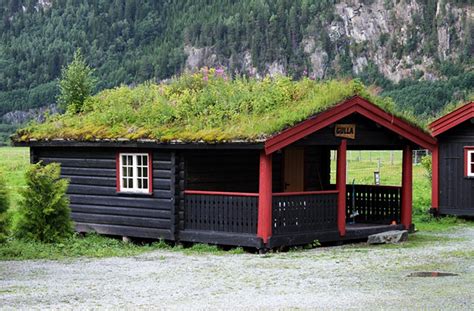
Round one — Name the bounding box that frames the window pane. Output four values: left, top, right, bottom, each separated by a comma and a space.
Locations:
143, 155, 148, 166
143, 179, 148, 189
137, 156, 142, 166
143, 167, 147, 177
128, 178, 133, 188
128, 167, 133, 177
122, 155, 127, 165
128, 156, 133, 165
138, 179, 142, 189
471, 153, 474, 163
122, 166, 127, 177
471, 164, 474, 174
122, 178, 127, 188
138, 167, 142, 178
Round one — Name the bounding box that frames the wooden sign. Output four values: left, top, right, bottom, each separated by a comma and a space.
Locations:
335, 124, 356, 139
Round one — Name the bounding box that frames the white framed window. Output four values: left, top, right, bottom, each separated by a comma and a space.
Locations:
466, 148, 474, 177
118, 153, 152, 193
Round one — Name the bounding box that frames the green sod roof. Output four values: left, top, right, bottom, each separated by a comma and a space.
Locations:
14, 73, 423, 143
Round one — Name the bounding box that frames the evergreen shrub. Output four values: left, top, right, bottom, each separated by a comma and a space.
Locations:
14, 162, 73, 243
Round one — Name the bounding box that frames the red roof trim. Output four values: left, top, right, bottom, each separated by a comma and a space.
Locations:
429, 102, 474, 137
264, 96, 436, 154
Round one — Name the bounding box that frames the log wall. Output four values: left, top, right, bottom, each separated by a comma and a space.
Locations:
31, 147, 176, 240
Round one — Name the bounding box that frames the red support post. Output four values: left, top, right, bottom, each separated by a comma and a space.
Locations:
337, 139, 347, 236
257, 151, 272, 244
431, 146, 439, 210
401, 145, 413, 230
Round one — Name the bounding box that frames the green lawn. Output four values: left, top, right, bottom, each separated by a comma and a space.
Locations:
0, 147, 29, 210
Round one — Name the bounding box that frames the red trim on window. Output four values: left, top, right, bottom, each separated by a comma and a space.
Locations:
115, 151, 153, 193
264, 96, 437, 154
464, 146, 474, 177
184, 190, 259, 197
148, 152, 153, 193
430, 102, 474, 137
116, 152, 121, 192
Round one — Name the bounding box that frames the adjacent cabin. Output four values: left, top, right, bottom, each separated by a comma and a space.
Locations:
429, 102, 474, 217
15, 96, 436, 250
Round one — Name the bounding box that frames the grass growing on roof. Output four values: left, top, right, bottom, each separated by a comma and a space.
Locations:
14, 72, 424, 142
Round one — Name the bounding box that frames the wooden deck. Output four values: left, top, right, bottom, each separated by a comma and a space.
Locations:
267, 223, 405, 248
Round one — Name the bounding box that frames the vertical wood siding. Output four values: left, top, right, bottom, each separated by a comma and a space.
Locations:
32, 147, 176, 239
438, 121, 474, 215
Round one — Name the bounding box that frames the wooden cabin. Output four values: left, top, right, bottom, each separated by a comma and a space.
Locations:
18, 96, 436, 250
430, 102, 474, 216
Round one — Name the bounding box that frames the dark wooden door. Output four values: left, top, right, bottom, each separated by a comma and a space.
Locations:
284, 147, 305, 192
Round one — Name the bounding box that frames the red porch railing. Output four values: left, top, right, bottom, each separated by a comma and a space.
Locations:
184, 190, 258, 234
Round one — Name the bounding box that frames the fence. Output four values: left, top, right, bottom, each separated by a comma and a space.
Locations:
330, 150, 430, 186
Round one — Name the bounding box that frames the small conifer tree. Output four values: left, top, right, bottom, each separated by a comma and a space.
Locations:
15, 162, 73, 243
58, 49, 96, 113
0, 172, 9, 243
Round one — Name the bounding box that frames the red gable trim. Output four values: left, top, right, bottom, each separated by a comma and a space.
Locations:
264, 96, 436, 154
429, 102, 474, 137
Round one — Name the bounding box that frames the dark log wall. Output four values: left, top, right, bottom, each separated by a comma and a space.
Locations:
183, 148, 331, 194
438, 121, 474, 216
184, 150, 260, 192
31, 147, 176, 239
304, 146, 331, 191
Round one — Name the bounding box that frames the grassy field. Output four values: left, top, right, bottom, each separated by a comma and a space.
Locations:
0, 147, 29, 210
0, 147, 470, 260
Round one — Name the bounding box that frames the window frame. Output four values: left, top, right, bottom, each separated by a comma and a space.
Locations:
116, 152, 153, 194
464, 146, 474, 178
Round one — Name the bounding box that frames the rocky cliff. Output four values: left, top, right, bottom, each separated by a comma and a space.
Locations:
184, 0, 472, 82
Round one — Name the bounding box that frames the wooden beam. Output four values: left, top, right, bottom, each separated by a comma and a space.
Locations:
257, 151, 273, 243
401, 145, 413, 230
337, 139, 347, 236
264, 96, 437, 154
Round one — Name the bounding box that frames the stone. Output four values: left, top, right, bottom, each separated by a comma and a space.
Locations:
367, 230, 408, 244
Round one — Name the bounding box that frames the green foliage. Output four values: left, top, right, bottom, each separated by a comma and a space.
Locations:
0, 171, 9, 243
0, 233, 169, 260
381, 71, 473, 118
413, 215, 473, 232
58, 50, 96, 113
0, 123, 19, 146
0, 0, 471, 124
421, 155, 432, 180
14, 74, 425, 142
14, 162, 73, 243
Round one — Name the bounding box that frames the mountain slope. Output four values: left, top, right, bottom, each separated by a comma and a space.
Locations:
0, 0, 473, 144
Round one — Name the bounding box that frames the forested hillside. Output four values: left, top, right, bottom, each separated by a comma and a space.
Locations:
0, 0, 473, 144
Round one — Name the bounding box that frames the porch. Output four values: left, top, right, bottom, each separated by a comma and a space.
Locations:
176, 97, 436, 249
180, 182, 405, 248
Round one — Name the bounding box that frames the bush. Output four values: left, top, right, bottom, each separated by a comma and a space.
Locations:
14, 162, 73, 243
421, 155, 432, 180
0, 172, 9, 243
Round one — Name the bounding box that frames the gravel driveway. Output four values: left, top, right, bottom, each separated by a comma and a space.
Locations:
1, 227, 473, 310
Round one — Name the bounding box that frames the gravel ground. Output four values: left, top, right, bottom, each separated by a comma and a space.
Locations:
1, 227, 473, 310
